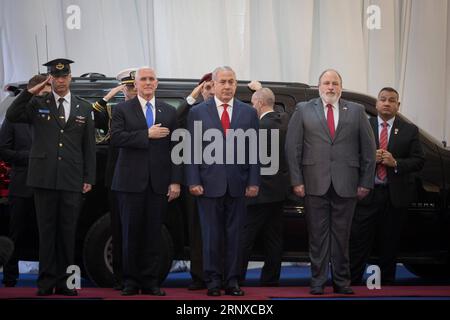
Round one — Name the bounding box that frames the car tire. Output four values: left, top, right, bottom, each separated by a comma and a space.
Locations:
404, 263, 450, 280
83, 213, 174, 287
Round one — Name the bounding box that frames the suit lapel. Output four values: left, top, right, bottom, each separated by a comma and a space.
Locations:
388, 117, 401, 151
334, 100, 349, 140
44, 94, 63, 128
230, 100, 242, 131
313, 99, 332, 141
206, 99, 224, 134
131, 97, 147, 127
370, 117, 380, 148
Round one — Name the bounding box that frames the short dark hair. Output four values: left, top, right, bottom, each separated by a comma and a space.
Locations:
378, 87, 399, 100
27, 74, 49, 89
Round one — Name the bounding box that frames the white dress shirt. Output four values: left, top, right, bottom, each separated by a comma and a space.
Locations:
138, 95, 156, 125
214, 97, 234, 121
53, 91, 71, 121
377, 116, 395, 142
322, 100, 339, 130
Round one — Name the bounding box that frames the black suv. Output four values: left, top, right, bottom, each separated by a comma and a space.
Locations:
1, 76, 449, 287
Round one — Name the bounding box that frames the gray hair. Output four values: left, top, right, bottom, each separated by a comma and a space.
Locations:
212, 66, 236, 81
135, 66, 156, 80
318, 69, 343, 86
252, 88, 275, 107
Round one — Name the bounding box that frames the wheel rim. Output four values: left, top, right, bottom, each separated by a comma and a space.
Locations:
103, 236, 114, 274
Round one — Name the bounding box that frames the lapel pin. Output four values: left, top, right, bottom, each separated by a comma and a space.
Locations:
394, 128, 399, 135
343, 107, 348, 111
46, 100, 50, 104
158, 109, 161, 113
76, 104, 79, 109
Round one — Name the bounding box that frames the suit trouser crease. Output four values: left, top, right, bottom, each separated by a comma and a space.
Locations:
197, 194, 245, 289
305, 186, 356, 288
34, 188, 81, 290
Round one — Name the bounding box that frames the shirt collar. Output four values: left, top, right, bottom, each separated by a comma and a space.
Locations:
138, 95, 156, 109
322, 100, 339, 110
215, 96, 234, 108
377, 115, 395, 128
260, 110, 274, 120
53, 91, 71, 103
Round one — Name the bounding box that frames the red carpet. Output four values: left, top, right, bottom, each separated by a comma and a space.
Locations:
1, 286, 450, 300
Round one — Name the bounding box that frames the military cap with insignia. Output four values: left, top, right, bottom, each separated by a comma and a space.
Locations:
116, 68, 137, 85
43, 58, 74, 76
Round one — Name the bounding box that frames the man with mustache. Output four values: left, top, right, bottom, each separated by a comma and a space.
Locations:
286, 69, 376, 295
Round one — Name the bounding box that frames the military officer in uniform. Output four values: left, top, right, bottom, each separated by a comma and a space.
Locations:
6, 58, 96, 296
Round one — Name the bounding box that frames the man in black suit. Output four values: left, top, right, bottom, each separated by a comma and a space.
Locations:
91, 68, 137, 290
349, 87, 425, 285
111, 67, 182, 296
6, 59, 96, 296
241, 88, 289, 286
0, 75, 51, 287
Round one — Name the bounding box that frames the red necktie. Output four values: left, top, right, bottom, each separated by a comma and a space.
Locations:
326, 104, 335, 139
221, 104, 230, 133
377, 121, 388, 181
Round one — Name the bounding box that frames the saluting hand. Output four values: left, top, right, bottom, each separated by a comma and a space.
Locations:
103, 84, 126, 102
148, 123, 170, 139
28, 76, 51, 95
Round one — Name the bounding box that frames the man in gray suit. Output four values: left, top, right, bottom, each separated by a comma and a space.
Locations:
286, 69, 376, 295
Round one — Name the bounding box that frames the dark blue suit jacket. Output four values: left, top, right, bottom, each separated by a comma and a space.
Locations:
186, 98, 260, 198
110, 96, 182, 194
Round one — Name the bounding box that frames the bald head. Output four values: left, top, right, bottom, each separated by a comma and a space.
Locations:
251, 88, 276, 117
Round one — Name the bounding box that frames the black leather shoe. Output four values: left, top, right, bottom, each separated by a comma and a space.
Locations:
36, 288, 54, 296
224, 286, 244, 296
333, 286, 354, 294
207, 288, 221, 297
54, 288, 78, 296
3, 281, 17, 288
121, 287, 139, 296
309, 287, 324, 295
188, 281, 207, 291
141, 287, 166, 296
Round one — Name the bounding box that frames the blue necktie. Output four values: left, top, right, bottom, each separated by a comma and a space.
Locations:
146, 101, 154, 128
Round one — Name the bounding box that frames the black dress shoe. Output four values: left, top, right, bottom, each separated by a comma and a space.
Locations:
224, 286, 244, 296
188, 281, 207, 291
333, 286, 354, 294
54, 288, 78, 296
36, 288, 54, 296
121, 287, 139, 296
309, 287, 324, 295
141, 287, 166, 296
207, 288, 221, 297
3, 281, 17, 288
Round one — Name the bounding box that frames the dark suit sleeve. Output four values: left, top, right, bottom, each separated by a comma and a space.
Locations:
168, 105, 183, 184
186, 107, 201, 187
176, 99, 193, 128
82, 104, 96, 185
5, 90, 35, 124
92, 99, 110, 131
110, 104, 149, 149
247, 108, 260, 187
0, 120, 29, 166
285, 104, 305, 186
395, 125, 425, 174
358, 106, 376, 189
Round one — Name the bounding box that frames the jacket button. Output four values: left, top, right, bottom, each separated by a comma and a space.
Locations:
60, 130, 64, 133
59, 143, 63, 147
58, 157, 62, 160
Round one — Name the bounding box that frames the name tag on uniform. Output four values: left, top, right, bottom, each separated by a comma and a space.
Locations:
38, 109, 50, 114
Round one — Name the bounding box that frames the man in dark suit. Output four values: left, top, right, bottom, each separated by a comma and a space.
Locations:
91, 68, 137, 290
186, 66, 260, 296
286, 69, 376, 295
175, 72, 214, 291
6, 59, 96, 296
241, 88, 288, 286
111, 67, 182, 296
350, 87, 425, 285
0, 74, 51, 287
